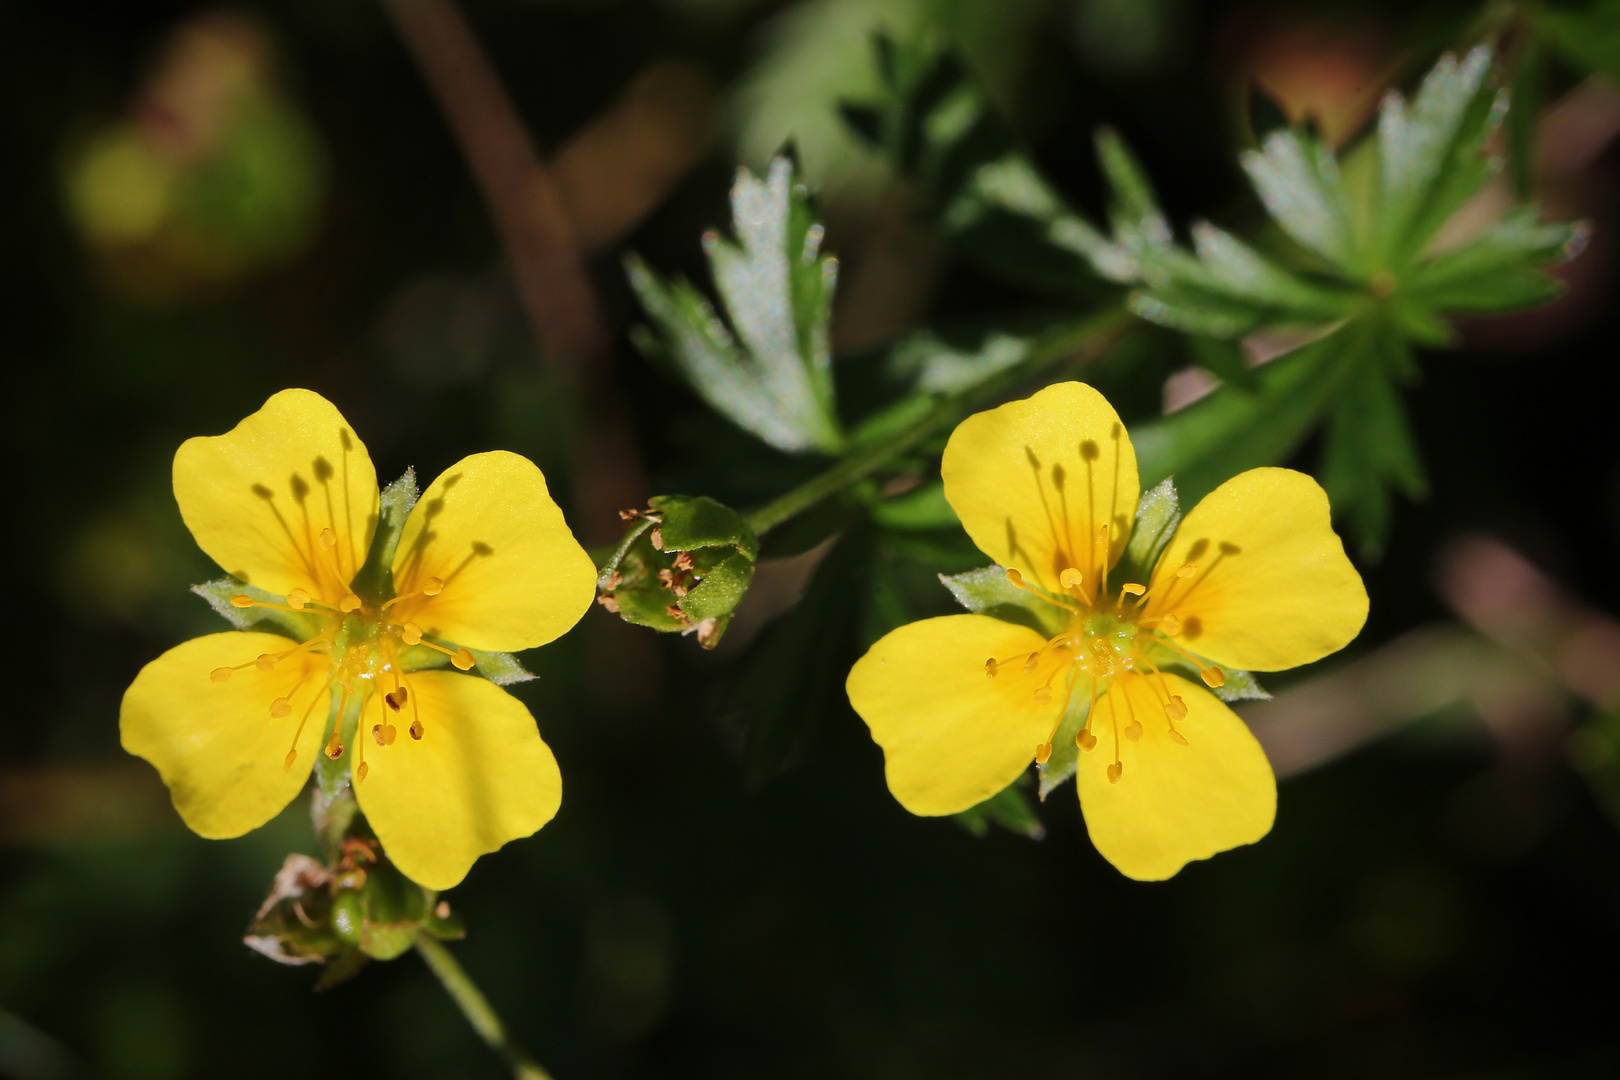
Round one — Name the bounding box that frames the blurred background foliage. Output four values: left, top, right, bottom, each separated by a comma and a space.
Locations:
4, 0, 1620, 1077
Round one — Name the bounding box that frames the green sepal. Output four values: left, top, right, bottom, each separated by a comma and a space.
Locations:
192, 577, 321, 639
649, 494, 759, 562
1113, 477, 1180, 588
351, 468, 419, 604
1150, 652, 1270, 703
938, 565, 1066, 636
1036, 680, 1092, 800
953, 779, 1045, 840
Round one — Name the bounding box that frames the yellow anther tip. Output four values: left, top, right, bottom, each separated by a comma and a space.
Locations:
400, 622, 423, 645
1165, 695, 1188, 721
409, 720, 424, 741
1077, 730, 1097, 751
1059, 567, 1084, 589
423, 577, 444, 596
1125, 721, 1143, 742
1032, 688, 1052, 705
984, 658, 998, 678
270, 697, 291, 719
1005, 568, 1024, 586
230, 595, 255, 608
286, 589, 309, 610
1121, 583, 1145, 596
451, 648, 475, 671
355, 761, 369, 784
1035, 743, 1052, 765
340, 593, 363, 613
283, 749, 297, 772
209, 667, 233, 683
1176, 564, 1198, 579
1161, 614, 1182, 636
1168, 730, 1188, 746
1201, 667, 1226, 689
256, 654, 276, 671
318, 528, 338, 550
1107, 762, 1123, 784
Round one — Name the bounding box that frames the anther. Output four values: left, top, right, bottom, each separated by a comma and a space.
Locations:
1006, 568, 1025, 587
1165, 695, 1188, 721
1107, 762, 1123, 783
230, 594, 255, 608
355, 761, 369, 784
409, 720, 424, 740
1060, 567, 1084, 589
325, 733, 343, 759
1159, 613, 1182, 635
384, 724, 397, 745
400, 622, 423, 646
1032, 687, 1052, 705
319, 527, 338, 551
210, 667, 233, 682
1201, 667, 1226, 689
1077, 729, 1097, 751
452, 648, 476, 671
384, 687, 408, 711
1168, 730, 1188, 746
984, 658, 998, 678
286, 588, 310, 610
1125, 721, 1143, 742
284, 749, 297, 771
1120, 583, 1145, 597
423, 577, 444, 596
372, 723, 387, 746
270, 697, 291, 719
1035, 743, 1052, 764
340, 593, 363, 613
1023, 652, 1039, 674
256, 654, 276, 671
1176, 564, 1198, 579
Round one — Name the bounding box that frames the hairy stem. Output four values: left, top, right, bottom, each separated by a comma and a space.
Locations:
416, 937, 554, 1080
743, 307, 1136, 536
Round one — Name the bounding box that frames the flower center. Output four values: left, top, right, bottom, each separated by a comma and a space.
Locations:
207, 531, 480, 783
983, 564, 1227, 783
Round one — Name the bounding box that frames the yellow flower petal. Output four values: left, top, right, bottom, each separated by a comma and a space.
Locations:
1078, 672, 1275, 880
173, 389, 379, 600
846, 614, 1068, 816
941, 382, 1139, 594
120, 632, 329, 838
1143, 467, 1368, 671
391, 452, 596, 652
355, 671, 561, 890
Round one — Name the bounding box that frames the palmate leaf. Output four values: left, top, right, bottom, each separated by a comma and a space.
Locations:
627, 157, 844, 455
1127, 45, 1584, 554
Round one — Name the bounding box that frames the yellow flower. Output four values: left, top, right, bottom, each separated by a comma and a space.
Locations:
846, 382, 1368, 879
120, 389, 597, 889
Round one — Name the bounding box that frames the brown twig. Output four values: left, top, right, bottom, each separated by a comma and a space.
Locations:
381, 0, 607, 381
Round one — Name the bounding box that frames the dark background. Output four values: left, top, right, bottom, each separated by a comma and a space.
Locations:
3, 1, 1619, 1077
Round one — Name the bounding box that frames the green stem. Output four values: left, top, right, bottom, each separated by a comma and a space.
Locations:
743, 306, 1136, 536
416, 937, 554, 1080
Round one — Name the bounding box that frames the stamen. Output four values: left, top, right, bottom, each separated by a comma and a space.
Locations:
1023, 652, 1040, 674
1077, 729, 1097, 751
384, 686, 409, 711
1035, 742, 1052, 764
325, 731, 343, 759
210, 667, 233, 682
372, 723, 387, 746
1125, 721, 1142, 742
319, 527, 338, 551
284, 749, 298, 770
452, 648, 475, 672
230, 594, 255, 608
355, 761, 369, 783
286, 588, 310, 610
400, 622, 423, 646
1107, 762, 1123, 783
270, 697, 291, 719
1177, 564, 1198, 579
409, 720, 424, 740
1060, 567, 1084, 590
1157, 613, 1182, 636
1120, 583, 1145, 597
256, 654, 276, 671
984, 658, 998, 678
340, 593, 363, 613
423, 576, 444, 596
1032, 687, 1052, 705
1168, 729, 1188, 746
1201, 667, 1226, 689
1165, 695, 1187, 720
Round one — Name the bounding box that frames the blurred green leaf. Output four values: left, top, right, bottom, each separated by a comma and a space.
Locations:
1537, 0, 1620, 81
867, 479, 958, 531
627, 157, 844, 454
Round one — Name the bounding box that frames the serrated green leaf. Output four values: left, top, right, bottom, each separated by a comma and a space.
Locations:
1409, 208, 1586, 312
626, 157, 844, 454
938, 565, 1066, 635
954, 781, 1046, 840
1376, 46, 1502, 263
1240, 129, 1357, 267
1095, 127, 1171, 253
352, 468, 419, 603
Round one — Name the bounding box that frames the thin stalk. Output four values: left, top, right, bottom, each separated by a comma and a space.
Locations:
416, 937, 554, 1080
743, 306, 1136, 536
